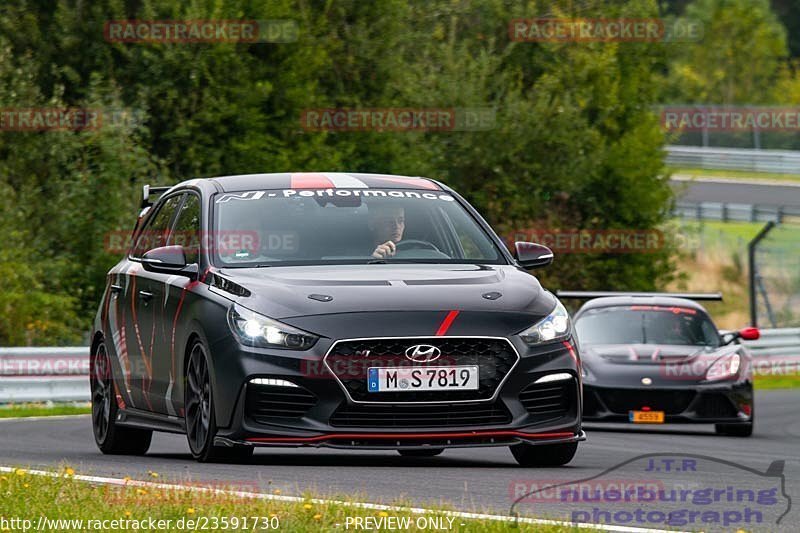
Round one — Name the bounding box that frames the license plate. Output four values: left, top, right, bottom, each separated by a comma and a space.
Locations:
629, 410, 665, 423
368, 366, 479, 392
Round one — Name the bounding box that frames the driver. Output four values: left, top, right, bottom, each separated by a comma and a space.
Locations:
369, 204, 405, 259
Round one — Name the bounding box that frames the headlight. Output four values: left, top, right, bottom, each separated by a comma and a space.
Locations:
227, 304, 318, 350
519, 300, 571, 345
705, 353, 740, 381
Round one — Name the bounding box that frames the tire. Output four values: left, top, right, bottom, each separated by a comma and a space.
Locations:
398, 448, 444, 457
90, 341, 152, 455
510, 441, 578, 467
715, 404, 754, 437
715, 422, 753, 437
184, 339, 253, 462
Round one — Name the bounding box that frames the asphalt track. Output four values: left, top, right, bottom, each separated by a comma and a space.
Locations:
670, 177, 800, 208
0, 389, 797, 529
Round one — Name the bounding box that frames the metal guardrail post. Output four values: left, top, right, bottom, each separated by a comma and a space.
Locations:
748, 221, 775, 327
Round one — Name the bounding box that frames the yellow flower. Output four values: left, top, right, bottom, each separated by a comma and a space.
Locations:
64, 467, 75, 476
269, 513, 278, 518
313, 514, 322, 520
14, 469, 26, 476
136, 488, 148, 496
124, 511, 132, 518
123, 476, 131, 483
148, 471, 159, 478
186, 508, 195, 515
303, 504, 312, 510
272, 488, 281, 495
378, 511, 389, 517
23, 483, 29, 488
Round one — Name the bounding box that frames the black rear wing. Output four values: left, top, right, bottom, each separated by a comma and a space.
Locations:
556, 291, 723, 301
141, 185, 172, 208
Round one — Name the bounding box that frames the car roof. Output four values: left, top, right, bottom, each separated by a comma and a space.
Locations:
576, 296, 710, 315
195, 172, 444, 192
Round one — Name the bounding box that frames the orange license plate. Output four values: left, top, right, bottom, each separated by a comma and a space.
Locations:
629, 410, 665, 423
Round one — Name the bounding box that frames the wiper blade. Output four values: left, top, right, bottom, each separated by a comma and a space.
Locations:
367, 259, 387, 264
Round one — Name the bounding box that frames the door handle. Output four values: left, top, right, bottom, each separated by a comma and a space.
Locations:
110, 284, 122, 294
138, 290, 154, 302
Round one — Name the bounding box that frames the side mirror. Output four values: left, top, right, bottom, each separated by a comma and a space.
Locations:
739, 327, 760, 341
721, 326, 760, 345
141, 245, 198, 279
514, 242, 554, 269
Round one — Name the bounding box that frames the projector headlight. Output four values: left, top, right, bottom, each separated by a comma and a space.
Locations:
519, 300, 571, 345
705, 353, 740, 382
227, 304, 318, 350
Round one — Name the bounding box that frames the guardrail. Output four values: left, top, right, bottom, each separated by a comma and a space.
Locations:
673, 201, 800, 222
1, 334, 798, 403
0, 347, 89, 403
666, 145, 800, 174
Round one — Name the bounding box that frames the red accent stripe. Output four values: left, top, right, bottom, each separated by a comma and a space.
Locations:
290, 173, 335, 189
435, 310, 459, 336
246, 430, 575, 444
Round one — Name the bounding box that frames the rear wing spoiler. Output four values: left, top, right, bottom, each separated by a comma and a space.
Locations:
141, 185, 172, 208
556, 291, 723, 301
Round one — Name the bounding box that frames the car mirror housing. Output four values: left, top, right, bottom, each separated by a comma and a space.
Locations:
141, 245, 198, 279
514, 241, 554, 269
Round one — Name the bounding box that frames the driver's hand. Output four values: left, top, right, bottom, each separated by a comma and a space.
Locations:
372, 240, 396, 259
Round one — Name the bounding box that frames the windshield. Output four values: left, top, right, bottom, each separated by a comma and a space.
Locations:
212, 188, 505, 266
575, 306, 720, 347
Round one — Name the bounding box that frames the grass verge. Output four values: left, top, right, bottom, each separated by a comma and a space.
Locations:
0, 403, 91, 419
0, 467, 587, 532
669, 167, 800, 183
754, 373, 800, 390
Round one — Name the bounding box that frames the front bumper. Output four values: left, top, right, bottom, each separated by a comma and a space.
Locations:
209, 334, 583, 449
582, 382, 753, 424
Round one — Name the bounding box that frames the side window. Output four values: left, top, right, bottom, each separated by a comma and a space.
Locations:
169, 194, 201, 264
131, 194, 184, 259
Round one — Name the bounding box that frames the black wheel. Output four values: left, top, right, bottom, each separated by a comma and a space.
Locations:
398, 448, 444, 457
715, 404, 754, 437
510, 441, 577, 467
715, 422, 753, 436
90, 341, 152, 455
185, 339, 254, 462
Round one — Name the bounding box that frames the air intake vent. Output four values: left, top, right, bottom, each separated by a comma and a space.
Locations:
330, 401, 511, 428
519, 380, 573, 421
245, 383, 317, 423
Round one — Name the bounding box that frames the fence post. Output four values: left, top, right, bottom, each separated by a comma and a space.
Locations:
748, 221, 776, 327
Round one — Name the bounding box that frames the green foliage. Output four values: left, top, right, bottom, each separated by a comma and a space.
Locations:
0, 0, 683, 344
662, 0, 788, 104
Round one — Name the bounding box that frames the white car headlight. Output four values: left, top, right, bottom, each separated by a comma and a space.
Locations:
519, 300, 571, 345
705, 353, 740, 382
228, 304, 318, 350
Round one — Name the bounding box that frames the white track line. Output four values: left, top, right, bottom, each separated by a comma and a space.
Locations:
0, 465, 679, 533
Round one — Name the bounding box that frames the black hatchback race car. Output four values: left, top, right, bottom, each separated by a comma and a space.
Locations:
562, 291, 758, 436
91, 173, 584, 465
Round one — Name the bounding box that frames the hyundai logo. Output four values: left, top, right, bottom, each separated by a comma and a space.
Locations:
405, 344, 442, 363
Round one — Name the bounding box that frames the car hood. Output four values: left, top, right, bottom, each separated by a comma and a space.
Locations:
582, 343, 737, 365
217, 264, 555, 320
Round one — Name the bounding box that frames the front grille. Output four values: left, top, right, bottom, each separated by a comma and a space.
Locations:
519, 380, 574, 422
597, 388, 695, 415
325, 337, 518, 402
330, 401, 511, 428
694, 393, 738, 418
245, 384, 317, 423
